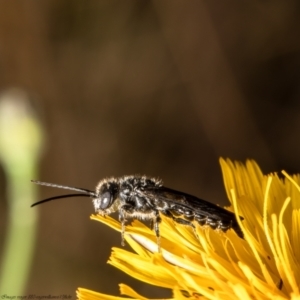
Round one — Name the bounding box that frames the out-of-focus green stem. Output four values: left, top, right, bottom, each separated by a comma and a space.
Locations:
0, 89, 44, 294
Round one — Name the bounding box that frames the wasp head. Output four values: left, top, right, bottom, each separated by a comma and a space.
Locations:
93, 179, 120, 215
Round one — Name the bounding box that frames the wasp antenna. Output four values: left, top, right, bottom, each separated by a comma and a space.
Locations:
31, 180, 96, 196
31, 193, 92, 207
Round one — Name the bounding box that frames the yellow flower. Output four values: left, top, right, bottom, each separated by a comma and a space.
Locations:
77, 159, 300, 300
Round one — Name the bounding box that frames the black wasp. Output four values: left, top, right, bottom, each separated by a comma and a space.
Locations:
31, 175, 243, 249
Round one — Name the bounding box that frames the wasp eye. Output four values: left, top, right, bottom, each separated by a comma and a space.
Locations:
100, 191, 112, 209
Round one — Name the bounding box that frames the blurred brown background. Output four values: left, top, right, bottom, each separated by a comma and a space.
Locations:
0, 0, 300, 298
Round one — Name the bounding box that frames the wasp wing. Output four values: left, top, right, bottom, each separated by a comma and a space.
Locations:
141, 186, 238, 220
140, 186, 243, 238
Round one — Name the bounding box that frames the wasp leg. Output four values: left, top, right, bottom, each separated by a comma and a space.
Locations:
152, 211, 162, 252
172, 217, 201, 242
160, 209, 173, 219
161, 210, 194, 227
172, 217, 195, 227
277, 278, 283, 290
161, 210, 199, 242
119, 204, 135, 246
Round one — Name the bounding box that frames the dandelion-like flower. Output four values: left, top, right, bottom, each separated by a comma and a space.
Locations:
77, 159, 300, 300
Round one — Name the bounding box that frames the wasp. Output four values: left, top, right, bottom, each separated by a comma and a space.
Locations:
31, 175, 243, 249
